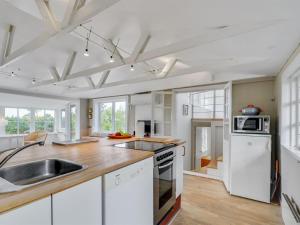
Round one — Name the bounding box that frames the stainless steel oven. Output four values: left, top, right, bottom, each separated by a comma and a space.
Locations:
153, 147, 176, 225
233, 115, 270, 134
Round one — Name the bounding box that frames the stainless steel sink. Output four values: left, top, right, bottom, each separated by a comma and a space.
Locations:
0, 159, 87, 193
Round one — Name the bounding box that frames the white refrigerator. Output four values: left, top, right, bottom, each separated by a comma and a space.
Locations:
230, 133, 271, 203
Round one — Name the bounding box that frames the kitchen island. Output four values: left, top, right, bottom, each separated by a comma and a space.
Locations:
0, 137, 184, 225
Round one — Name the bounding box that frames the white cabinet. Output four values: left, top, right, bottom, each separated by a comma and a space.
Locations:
176, 145, 184, 197
230, 134, 271, 203
52, 177, 102, 225
131, 94, 152, 105
103, 157, 153, 225
0, 197, 51, 225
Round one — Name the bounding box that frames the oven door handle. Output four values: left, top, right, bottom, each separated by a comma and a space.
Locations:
158, 160, 174, 169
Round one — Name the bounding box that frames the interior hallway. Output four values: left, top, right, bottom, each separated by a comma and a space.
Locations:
171, 175, 283, 225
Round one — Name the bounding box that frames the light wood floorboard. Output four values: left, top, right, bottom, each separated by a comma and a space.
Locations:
171, 175, 283, 225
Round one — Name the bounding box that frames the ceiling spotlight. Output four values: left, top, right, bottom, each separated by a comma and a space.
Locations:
83, 48, 89, 57
109, 55, 115, 63
10, 72, 16, 77
130, 65, 135, 71
32, 78, 36, 85
83, 27, 92, 57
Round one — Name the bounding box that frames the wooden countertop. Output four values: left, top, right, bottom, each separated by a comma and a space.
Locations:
0, 137, 184, 213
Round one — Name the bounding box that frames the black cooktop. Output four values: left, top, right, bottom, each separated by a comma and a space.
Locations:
113, 140, 174, 153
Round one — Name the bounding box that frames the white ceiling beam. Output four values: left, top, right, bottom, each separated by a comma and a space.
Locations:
32, 79, 57, 88
30, 20, 281, 87
71, 0, 119, 27
35, 0, 60, 31
127, 33, 150, 63
137, 20, 282, 62
85, 76, 95, 88
0, 24, 15, 65
96, 70, 110, 88
61, 51, 77, 80
157, 58, 177, 78
49, 66, 60, 81
0, 0, 120, 68
107, 39, 125, 64
62, 0, 86, 28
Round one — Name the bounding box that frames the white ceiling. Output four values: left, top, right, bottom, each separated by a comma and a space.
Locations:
0, 0, 299, 98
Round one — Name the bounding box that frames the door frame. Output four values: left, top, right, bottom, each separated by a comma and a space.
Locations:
191, 119, 223, 170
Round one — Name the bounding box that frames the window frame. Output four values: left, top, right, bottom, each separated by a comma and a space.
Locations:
59, 108, 66, 132
288, 75, 300, 149
2, 107, 57, 135
93, 96, 128, 135
191, 89, 225, 119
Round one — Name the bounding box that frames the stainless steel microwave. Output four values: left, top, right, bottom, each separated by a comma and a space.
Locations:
233, 115, 270, 134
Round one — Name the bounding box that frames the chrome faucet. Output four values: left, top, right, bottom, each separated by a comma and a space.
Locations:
0, 141, 45, 168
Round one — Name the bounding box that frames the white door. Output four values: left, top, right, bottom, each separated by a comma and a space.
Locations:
230, 134, 271, 203
52, 177, 102, 225
0, 197, 51, 225
223, 81, 232, 191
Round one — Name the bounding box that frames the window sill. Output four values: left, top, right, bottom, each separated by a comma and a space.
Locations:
282, 145, 300, 162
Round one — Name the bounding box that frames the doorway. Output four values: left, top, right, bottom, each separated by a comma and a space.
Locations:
191, 119, 223, 177
173, 85, 225, 179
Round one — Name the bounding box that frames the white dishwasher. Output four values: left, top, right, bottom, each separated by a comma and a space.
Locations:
103, 157, 153, 225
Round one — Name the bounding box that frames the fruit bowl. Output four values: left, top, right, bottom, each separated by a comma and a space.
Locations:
107, 133, 132, 139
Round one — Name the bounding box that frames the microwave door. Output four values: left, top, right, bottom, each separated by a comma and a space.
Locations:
239, 118, 259, 131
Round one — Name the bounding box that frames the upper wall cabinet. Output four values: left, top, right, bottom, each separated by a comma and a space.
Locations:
152, 91, 173, 136
0, 197, 51, 225
131, 94, 152, 105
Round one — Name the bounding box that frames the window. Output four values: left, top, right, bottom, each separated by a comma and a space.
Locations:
191, 89, 224, 119
5, 108, 31, 134
115, 102, 126, 132
34, 109, 55, 132
19, 108, 31, 134
288, 76, 300, 148
5, 108, 18, 134
60, 109, 66, 129
70, 105, 77, 140
96, 98, 127, 134
100, 102, 113, 133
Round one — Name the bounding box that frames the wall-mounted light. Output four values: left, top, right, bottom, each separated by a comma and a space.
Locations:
32, 78, 36, 85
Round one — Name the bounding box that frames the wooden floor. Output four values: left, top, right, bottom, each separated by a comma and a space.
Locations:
171, 175, 284, 225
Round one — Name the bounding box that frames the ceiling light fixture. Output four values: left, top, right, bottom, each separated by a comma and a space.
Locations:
32, 78, 36, 85
10, 72, 16, 77
83, 48, 89, 57
109, 39, 119, 63
83, 26, 92, 57
130, 65, 135, 71
109, 55, 115, 63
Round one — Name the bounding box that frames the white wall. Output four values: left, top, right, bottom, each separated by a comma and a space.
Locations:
0, 92, 69, 109
174, 93, 192, 170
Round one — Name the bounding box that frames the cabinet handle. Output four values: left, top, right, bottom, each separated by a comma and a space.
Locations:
182, 145, 186, 156
115, 174, 121, 185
